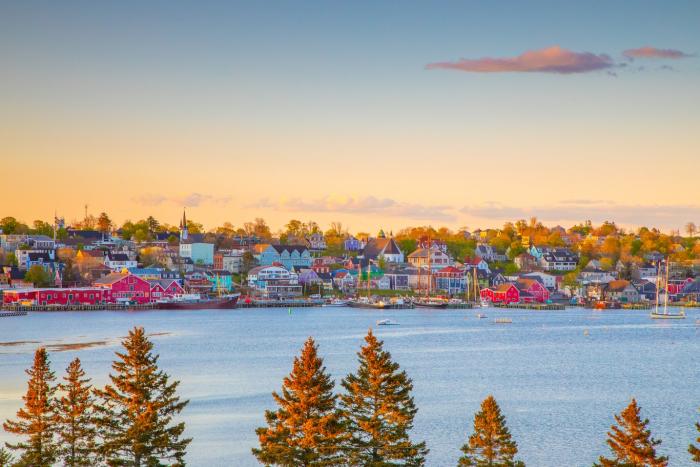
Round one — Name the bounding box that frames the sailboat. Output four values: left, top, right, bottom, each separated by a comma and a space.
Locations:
650, 259, 685, 320
413, 238, 448, 308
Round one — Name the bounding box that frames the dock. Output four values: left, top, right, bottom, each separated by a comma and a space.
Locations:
0, 303, 157, 312
237, 299, 325, 308
496, 303, 566, 311
447, 303, 474, 309
0, 309, 29, 317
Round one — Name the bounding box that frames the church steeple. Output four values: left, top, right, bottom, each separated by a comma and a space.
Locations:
179, 208, 188, 241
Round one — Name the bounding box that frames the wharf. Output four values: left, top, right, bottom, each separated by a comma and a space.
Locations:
496, 303, 566, 311
0, 303, 157, 312
0, 309, 28, 317
238, 299, 325, 308
447, 303, 474, 309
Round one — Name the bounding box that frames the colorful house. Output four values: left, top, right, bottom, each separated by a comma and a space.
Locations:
94, 272, 152, 304
256, 244, 312, 270
434, 266, 466, 295
481, 283, 520, 304
516, 278, 550, 303
149, 279, 185, 300
2, 287, 111, 306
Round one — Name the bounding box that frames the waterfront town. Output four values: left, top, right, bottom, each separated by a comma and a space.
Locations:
1, 212, 699, 310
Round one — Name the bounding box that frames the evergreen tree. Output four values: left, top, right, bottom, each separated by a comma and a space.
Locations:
253, 337, 344, 466
339, 329, 428, 466
0, 448, 14, 467
458, 395, 524, 467
3, 347, 59, 467
56, 358, 99, 466
95, 326, 190, 466
595, 399, 668, 467
690, 416, 700, 463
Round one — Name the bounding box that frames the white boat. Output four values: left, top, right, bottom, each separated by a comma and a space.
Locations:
476, 313, 488, 319
376, 319, 399, 326
323, 299, 349, 307
649, 260, 685, 320
480, 299, 489, 308
494, 318, 513, 324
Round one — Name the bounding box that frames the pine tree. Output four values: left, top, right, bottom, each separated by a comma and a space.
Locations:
690, 416, 700, 463
595, 399, 668, 467
56, 358, 99, 466
0, 448, 14, 467
458, 395, 524, 467
339, 329, 428, 466
95, 326, 190, 466
2, 347, 59, 467
253, 337, 344, 466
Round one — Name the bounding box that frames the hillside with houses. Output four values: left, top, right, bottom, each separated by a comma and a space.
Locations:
1, 213, 700, 308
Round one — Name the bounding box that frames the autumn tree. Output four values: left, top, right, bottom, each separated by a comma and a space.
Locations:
458, 395, 524, 467
3, 347, 59, 467
95, 327, 190, 466
253, 337, 344, 466
24, 265, 53, 288
690, 414, 700, 463
56, 358, 99, 466
339, 329, 428, 466
97, 212, 112, 234
595, 399, 667, 467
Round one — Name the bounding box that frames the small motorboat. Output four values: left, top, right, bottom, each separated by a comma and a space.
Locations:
323, 299, 349, 307
476, 313, 488, 319
494, 318, 512, 324
376, 319, 399, 326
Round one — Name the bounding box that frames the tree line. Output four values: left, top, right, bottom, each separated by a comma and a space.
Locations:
254, 330, 700, 466
1, 327, 190, 467
2, 327, 699, 465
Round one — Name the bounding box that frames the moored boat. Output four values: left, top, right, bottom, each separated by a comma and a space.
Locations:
157, 293, 240, 310
376, 319, 399, 326
413, 298, 448, 309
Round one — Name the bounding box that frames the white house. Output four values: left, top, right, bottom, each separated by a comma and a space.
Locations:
247, 265, 302, 298
104, 253, 137, 271
407, 247, 452, 271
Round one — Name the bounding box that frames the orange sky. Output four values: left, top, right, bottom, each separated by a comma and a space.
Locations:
2, 2, 699, 233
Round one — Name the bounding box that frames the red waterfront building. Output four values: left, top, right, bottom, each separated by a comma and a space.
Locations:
149, 279, 185, 300
94, 272, 152, 304
516, 278, 550, 303
480, 283, 520, 304
2, 287, 112, 306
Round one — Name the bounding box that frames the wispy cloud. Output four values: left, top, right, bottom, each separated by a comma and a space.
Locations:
426, 46, 614, 74
251, 196, 456, 222
133, 192, 232, 207
460, 201, 700, 228
623, 46, 693, 59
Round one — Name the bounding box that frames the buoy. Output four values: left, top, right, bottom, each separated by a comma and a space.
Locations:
584, 329, 589, 336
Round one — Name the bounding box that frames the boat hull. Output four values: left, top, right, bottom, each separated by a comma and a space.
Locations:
157, 295, 239, 310
414, 302, 448, 309
649, 312, 685, 319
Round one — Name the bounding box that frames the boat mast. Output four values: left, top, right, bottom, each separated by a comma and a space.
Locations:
427, 235, 432, 297
663, 259, 670, 315
654, 261, 660, 313
367, 262, 371, 299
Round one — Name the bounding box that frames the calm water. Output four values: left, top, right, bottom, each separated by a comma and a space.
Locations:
1, 307, 699, 466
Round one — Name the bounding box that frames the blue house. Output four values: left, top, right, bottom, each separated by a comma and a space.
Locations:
257, 244, 312, 270
344, 236, 363, 252
207, 270, 233, 293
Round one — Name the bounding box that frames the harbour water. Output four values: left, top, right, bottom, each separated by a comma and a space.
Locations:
1, 307, 698, 466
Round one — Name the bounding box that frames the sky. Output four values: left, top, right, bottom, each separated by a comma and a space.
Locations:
1, 1, 699, 233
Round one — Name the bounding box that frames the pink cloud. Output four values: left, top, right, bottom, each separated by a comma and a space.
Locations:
623, 46, 692, 59
426, 46, 614, 74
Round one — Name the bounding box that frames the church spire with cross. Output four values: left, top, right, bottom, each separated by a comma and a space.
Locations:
179, 208, 188, 242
